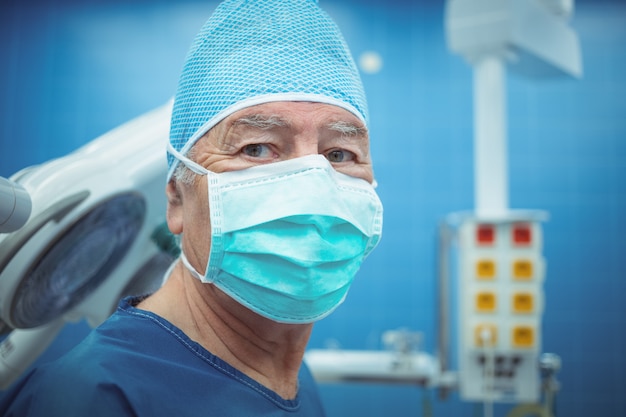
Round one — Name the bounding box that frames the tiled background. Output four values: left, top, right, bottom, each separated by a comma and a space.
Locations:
1, 0, 624, 415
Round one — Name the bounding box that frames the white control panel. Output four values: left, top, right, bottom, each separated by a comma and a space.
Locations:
457, 215, 546, 403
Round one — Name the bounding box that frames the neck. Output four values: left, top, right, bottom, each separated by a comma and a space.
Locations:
137, 262, 313, 399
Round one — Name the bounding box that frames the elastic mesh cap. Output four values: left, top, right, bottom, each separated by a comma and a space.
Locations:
167, 0, 368, 181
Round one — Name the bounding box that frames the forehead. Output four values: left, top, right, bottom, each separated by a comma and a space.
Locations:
220, 101, 366, 129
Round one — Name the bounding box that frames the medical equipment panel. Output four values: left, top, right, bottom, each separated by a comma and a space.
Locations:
456, 215, 546, 403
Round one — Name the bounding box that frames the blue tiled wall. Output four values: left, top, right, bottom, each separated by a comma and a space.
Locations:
1, 1, 624, 416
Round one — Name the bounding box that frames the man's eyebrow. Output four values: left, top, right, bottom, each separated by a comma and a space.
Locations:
232, 114, 288, 130
327, 120, 367, 137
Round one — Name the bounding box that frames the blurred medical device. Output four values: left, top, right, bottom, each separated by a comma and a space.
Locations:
0, 103, 176, 388
444, 0, 580, 407
0, 178, 32, 235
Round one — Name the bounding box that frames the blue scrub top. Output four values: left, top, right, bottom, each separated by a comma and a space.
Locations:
0, 297, 326, 417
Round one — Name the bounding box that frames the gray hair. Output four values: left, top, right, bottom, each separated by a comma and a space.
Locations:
171, 146, 198, 186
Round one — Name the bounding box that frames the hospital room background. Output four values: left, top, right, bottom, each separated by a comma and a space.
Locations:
0, 0, 624, 415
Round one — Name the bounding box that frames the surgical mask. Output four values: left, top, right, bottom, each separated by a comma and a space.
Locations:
172, 152, 383, 324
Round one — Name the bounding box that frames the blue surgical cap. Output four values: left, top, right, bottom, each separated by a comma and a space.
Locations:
167, 0, 368, 181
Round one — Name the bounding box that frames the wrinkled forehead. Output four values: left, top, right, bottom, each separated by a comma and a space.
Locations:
221, 101, 367, 131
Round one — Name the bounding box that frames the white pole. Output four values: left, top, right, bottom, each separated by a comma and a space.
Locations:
473, 55, 508, 218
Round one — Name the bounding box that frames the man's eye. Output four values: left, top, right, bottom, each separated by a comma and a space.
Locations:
326, 149, 354, 163
242, 144, 270, 158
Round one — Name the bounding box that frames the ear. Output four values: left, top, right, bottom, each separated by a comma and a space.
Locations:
165, 181, 183, 235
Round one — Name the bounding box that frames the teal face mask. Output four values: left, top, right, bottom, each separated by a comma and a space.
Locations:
172, 152, 383, 324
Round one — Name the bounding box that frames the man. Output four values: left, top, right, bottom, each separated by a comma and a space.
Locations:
0, 0, 383, 415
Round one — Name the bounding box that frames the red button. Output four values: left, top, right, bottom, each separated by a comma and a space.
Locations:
512, 223, 532, 245
476, 224, 495, 244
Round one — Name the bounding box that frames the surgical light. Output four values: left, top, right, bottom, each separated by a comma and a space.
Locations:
9, 193, 145, 329
0, 102, 172, 389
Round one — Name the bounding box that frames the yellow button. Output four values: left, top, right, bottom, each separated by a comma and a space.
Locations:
512, 293, 534, 313
476, 259, 496, 279
475, 324, 498, 347
476, 292, 496, 312
512, 326, 534, 348
512, 260, 533, 280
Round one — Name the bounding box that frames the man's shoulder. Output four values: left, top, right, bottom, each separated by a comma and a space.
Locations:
66, 298, 198, 370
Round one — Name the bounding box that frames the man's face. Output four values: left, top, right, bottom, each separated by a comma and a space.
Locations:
169, 101, 373, 272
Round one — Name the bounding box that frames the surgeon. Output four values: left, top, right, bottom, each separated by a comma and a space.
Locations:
0, 0, 382, 415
